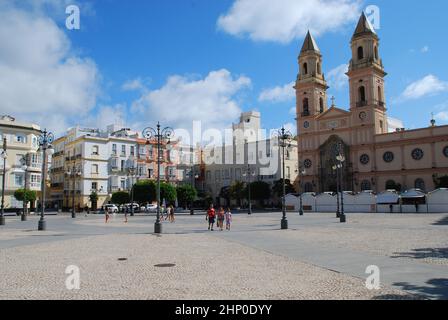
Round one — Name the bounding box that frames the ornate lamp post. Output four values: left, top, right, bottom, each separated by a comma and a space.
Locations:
297, 162, 306, 216
332, 164, 341, 218
277, 127, 293, 230
142, 123, 174, 234
242, 164, 255, 215
127, 165, 136, 217
37, 129, 54, 231
0, 138, 7, 226
20, 155, 29, 221
67, 165, 81, 219
335, 143, 346, 223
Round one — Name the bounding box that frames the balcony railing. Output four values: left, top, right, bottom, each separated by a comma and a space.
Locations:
356, 101, 368, 108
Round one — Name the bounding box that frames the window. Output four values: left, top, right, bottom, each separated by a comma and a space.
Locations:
92, 164, 99, 174
303, 63, 308, 75
130, 146, 135, 156
215, 171, 220, 181
385, 180, 399, 191
121, 160, 125, 171
361, 180, 371, 191
379, 120, 384, 131
360, 154, 370, 165
92, 182, 98, 191
15, 134, 26, 144
112, 144, 117, 155
378, 86, 382, 103
357, 46, 364, 60
304, 159, 312, 168
206, 171, 211, 181
15, 174, 24, 187
317, 62, 321, 75
286, 167, 291, 179
374, 46, 378, 60
121, 145, 126, 156
411, 148, 424, 161
92, 145, 99, 156
120, 179, 126, 190
415, 179, 425, 191
319, 98, 324, 113
359, 86, 366, 104
303, 98, 310, 116
383, 151, 394, 163
304, 182, 313, 193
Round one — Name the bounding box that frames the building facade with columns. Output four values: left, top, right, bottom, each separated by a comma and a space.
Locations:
295, 13, 448, 194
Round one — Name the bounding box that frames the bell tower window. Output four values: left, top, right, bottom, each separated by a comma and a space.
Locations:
319, 98, 324, 113
378, 86, 383, 104
317, 63, 321, 75
374, 46, 378, 60
303, 63, 308, 75
303, 98, 309, 116
357, 46, 364, 60
358, 86, 366, 106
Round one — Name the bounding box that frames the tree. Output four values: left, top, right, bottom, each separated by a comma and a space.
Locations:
160, 182, 177, 205
176, 185, 197, 208
248, 181, 271, 205
14, 189, 37, 209
133, 180, 156, 204
89, 191, 99, 211
272, 179, 296, 197
111, 191, 130, 205
229, 181, 245, 206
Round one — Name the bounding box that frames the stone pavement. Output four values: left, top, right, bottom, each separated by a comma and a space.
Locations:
0, 211, 447, 300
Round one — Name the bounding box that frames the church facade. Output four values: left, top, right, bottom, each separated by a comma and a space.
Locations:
295, 13, 448, 194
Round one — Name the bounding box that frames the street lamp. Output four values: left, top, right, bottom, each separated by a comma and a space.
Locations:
296, 162, 306, 216
277, 127, 293, 230
242, 164, 256, 215
20, 155, 29, 221
66, 165, 81, 219
332, 164, 341, 218
37, 129, 54, 231
142, 122, 174, 234
0, 138, 7, 226
335, 145, 346, 223
127, 165, 136, 217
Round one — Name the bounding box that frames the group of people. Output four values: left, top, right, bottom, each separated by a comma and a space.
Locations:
104, 205, 176, 224
206, 205, 232, 231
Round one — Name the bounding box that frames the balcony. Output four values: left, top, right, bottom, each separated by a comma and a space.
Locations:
301, 111, 310, 117
356, 101, 368, 108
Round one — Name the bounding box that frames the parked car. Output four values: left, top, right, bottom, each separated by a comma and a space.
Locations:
124, 203, 140, 212
141, 204, 158, 213
104, 204, 119, 213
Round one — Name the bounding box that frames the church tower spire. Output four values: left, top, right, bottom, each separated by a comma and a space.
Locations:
347, 12, 388, 135
295, 31, 328, 135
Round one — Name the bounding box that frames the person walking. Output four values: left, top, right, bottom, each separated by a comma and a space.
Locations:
225, 208, 232, 231
169, 205, 175, 223
105, 207, 110, 224
207, 204, 216, 231
217, 207, 225, 231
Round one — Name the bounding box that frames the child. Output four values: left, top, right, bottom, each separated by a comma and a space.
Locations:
105, 208, 110, 224
225, 208, 232, 231
218, 207, 225, 231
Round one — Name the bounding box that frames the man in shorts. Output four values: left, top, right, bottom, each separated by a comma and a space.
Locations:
207, 204, 216, 231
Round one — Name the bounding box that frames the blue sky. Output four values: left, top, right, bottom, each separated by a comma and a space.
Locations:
1, 0, 448, 136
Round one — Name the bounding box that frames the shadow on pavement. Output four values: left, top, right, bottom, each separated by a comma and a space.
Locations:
382, 279, 448, 300
391, 247, 448, 261
432, 216, 448, 226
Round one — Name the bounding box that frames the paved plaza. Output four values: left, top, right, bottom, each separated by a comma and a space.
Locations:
0, 211, 447, 300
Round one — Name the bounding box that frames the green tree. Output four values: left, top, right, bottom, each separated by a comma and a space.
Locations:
14, 189, 37, 209
272, 179, 296, 197
133, 180, 156, 204
160, 182, 177, 205
111, 191, 130, 205
248, 181, 271, 205
229, 181, 245, 206
176, 185, 197, 208
89, 191, 99, 211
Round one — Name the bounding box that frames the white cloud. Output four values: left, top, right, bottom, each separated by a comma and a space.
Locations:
400, 75, 448, 101
131, 69, 251, 131
122, 78, 145, 92
217, 0, 362, 43
433, 101, 448, 123
327, 64, 349, 90
289, 107, 297, 115
259, 82, 295, 103
0, 6, 100, 131
387, 117, 404, 132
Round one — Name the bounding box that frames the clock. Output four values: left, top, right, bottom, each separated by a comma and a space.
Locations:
359, 112, 367, 121
304, 121, 310, 129
411, 148, 424, 161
